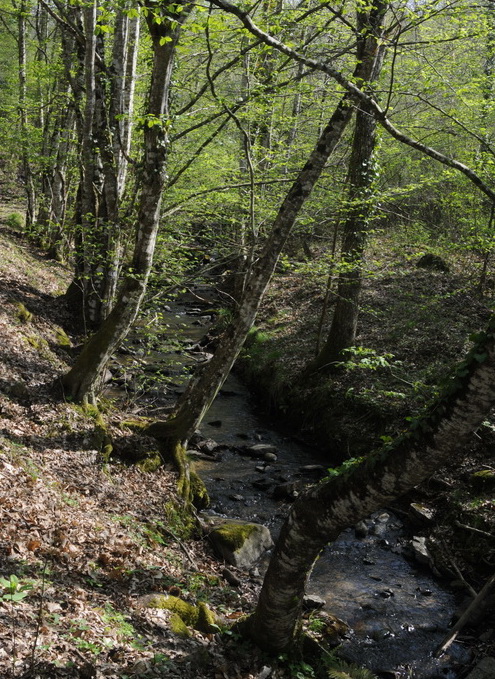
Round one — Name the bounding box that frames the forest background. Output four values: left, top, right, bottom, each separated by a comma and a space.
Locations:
1, 0, 495, 676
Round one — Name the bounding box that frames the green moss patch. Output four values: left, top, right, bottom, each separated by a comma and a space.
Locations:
213, 522, 257, 551
16, 302, 33, 323
470, 469, 495, 489
141, 594, 217, 635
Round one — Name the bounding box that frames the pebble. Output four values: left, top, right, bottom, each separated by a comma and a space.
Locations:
245, 443, 278, 458
411, 536, 433, 565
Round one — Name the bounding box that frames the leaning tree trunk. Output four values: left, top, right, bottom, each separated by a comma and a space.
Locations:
243, 315, 495, 653
146, 0, 391, 493
61, 3, 192, 404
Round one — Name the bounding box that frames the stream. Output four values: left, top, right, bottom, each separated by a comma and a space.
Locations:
108, 286, 471, 679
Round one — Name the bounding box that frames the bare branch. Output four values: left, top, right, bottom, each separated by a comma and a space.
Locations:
209, 0, 495, 203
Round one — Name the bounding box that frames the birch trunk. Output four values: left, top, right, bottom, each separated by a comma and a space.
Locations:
17, 0, 37, 231
244, 317, 495, 652
61, 3, 191, 403
61, 3, 136, 326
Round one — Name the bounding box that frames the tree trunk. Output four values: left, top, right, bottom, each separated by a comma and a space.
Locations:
307, 0, 388, 372
243, 316, 495, 653
61, 3, 137, 327
112, 10, 140, 199
61, 3, 192, 403
17, 0, 38, 232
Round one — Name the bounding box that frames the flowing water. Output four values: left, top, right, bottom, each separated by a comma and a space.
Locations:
109, 287, 471, 679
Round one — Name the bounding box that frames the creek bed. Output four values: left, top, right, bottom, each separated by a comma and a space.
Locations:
108, 287, 471, 678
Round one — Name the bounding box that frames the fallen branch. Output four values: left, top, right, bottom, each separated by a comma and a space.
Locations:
455, 520, 495, 541
435, 571, 495, 657
439, 540, 477, 599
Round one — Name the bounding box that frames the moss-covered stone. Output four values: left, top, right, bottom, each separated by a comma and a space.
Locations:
214, 522, 257, 551
195, 601, 217, 633
26, 335, 48, 352
209, 520, 273, 568
122, 419, 151, 432
191, 469, 210, 509
55, 328, 71, 348
140, 594, 217, 635
470, 469, 495, 489
137, 453, 162, 472
16, 302, 33, 323
73, 403, 113, 457
169, 612, 191, 637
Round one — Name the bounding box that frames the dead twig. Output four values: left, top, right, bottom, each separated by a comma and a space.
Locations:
435, 571, 495, 657
455, 520, 495, 541
439, 540, 477, 598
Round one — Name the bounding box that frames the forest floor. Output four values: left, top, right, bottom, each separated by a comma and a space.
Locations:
0, 201, 494, 678
0, 207, 280, 679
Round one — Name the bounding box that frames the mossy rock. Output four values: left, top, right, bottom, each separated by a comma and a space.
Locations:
26, 335, 48, 352
139, 594, 217, 635
122, 419, 152, 432
470, 469, 495, 489
55, 328, 71, 348
137, 453, 162, 472
16, 302, 33, 323
191, 469, 210, 509
209, 519, 273, 569
169, 612, 191, 637
416, 253, 449, 272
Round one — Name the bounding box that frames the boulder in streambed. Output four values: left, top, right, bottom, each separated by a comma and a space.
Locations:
272, 481, 298, 501
411, 536, 434, 567
241, 443, 278, 459
209, 519, 273, 569
409, 502, 435, 524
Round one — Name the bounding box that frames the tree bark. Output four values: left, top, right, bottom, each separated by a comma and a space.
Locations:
308, 1, 388, 371
61, 3, 192, 403
243, 316, 495, 652
60, 2, 138, 327
17, 0, 38, 232
146, 91, 355, 447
